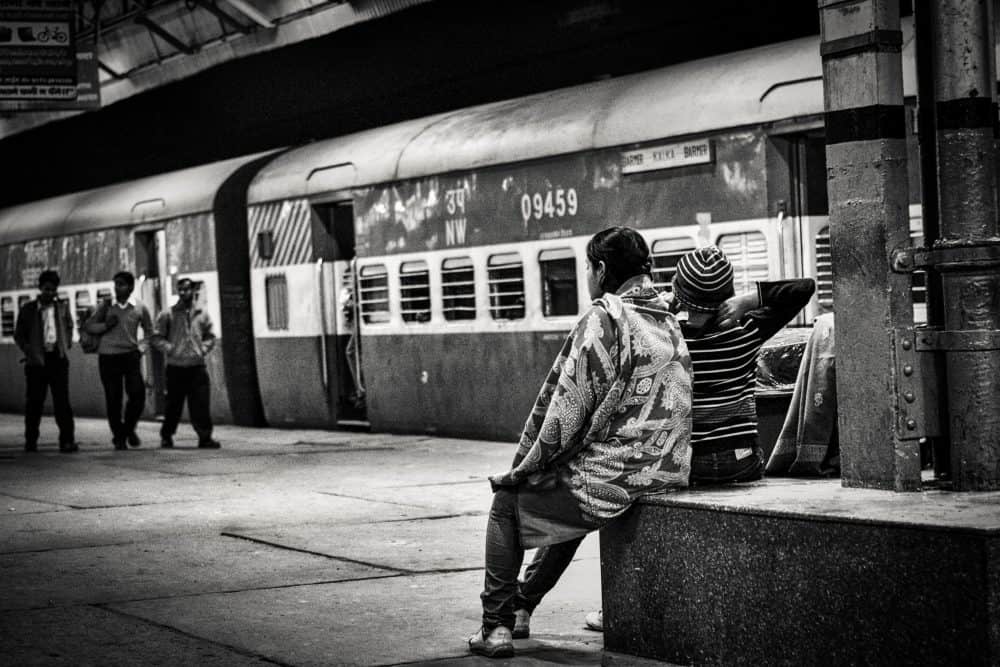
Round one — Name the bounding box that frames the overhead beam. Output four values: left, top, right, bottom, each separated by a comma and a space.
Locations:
135, 14, 197, 54
98, 59, 125, 79
192, 0, 251, 34
220, 0, 275, 29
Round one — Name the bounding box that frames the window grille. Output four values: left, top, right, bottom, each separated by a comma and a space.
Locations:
97, 288, 112, 303
910, 230, 927, 309
539, 248, 577, 317
488, 253, 525, 320
265, 274, 289, 330
717, 232, 770, 295
400, 261, 431, 323
442, 257, 476, 321
1, 297, 13, 337
815, 226, 833, 311
651, 238, 696, 293
359, 264, 390, 324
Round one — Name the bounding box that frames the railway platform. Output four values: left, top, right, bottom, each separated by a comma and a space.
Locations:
0, 414, 672, 666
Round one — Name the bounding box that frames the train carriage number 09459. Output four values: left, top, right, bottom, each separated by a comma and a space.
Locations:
520, 188, 578, 224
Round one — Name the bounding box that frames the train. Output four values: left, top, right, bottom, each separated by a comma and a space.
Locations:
0, 21, 929, 443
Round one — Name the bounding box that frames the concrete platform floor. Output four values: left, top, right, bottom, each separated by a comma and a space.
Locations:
0, 414, 673, 666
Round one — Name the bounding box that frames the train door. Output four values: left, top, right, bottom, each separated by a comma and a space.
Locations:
311, 200, 367, 426
767, 130, 829, 322
134, 228, 168, 415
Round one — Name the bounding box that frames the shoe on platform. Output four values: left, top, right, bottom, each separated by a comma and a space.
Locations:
468, 626, 514, 658
112, 436, 127, 450
160, 437, 174, 448
127, 431, 141, 448
512, 609, 531, 639
24, 442, 38, 453
59, 442, 79, 453
585, 610, 603, 632
198, 439, 221, 449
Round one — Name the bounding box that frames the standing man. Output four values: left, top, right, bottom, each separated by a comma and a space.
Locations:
152, 278, 221, 449
85, 271, 154, 450
14, 270, 77, 453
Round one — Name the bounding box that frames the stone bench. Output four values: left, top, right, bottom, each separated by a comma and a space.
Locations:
600, 478, 1000, 665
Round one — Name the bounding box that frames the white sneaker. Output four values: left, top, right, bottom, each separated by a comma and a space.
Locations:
585, 610, 603, 632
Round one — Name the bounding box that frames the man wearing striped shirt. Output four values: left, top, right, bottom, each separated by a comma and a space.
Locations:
583, 246, 814, 633
671, 245, 815, 484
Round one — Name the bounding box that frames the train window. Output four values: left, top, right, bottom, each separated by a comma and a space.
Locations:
97, 288, 112, 303
359, 264, 390, 324
651, 238, 696, 293
539, 248, 577, 317
488, 253, 525, 320
910, 230, 926, 309
258, 231, 275, 261
264, 274, 289, 330
75, 291, 93, 327
57, 290, 69, 302
717, 232, 770, 295
441, 257, 476, 321
399, 261, 431, 323
1, 297, 13, 337
815, 226, 833, 311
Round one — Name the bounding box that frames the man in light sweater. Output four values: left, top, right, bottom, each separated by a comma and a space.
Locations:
151, 278, 220, 449
85, 271, 154, 450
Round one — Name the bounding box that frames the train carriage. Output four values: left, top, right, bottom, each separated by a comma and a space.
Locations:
244, 28, 902, 440
0, 152, 277, 427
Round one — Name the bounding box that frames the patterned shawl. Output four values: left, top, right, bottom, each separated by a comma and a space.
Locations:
491, 275, 693, 546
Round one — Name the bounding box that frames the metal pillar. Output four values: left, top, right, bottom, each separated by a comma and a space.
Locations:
930, 0, 1000, 491
819, 0, 921, 491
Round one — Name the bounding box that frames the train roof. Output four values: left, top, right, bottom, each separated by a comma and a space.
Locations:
0, 151, 278, 246
248, 20, 916, 205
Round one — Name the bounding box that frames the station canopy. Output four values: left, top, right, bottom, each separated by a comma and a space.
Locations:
0, 0, 433, 139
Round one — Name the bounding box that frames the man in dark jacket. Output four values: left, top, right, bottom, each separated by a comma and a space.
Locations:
14, 270, 77, 452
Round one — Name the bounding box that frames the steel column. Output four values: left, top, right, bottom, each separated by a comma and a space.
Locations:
819, 0, 920, 490
930, 0, 1000, 490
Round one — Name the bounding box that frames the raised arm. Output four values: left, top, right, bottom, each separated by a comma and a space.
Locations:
715, 278, 816, 341
749, 279, 816, 341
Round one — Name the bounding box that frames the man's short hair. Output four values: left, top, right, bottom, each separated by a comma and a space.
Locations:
37, 270, 60, 288
113, 271, 136, 288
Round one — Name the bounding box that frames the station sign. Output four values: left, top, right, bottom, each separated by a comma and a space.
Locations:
0, 0, 98, 110
620, 138, 714, 174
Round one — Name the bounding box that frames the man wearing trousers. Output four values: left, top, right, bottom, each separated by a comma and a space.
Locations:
152, 278, 220, 449
85, 271, 153, 450
14, 270, 77, 453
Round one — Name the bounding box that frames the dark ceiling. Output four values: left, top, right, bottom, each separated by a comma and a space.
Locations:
0, 0, 822, 208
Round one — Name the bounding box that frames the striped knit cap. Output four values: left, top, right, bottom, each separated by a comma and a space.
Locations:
671, 246, 735, 313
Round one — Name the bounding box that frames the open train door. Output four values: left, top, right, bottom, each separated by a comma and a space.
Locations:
312, 200, 367, 427
766, 130, 829, 323
133, 227, 169, 416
